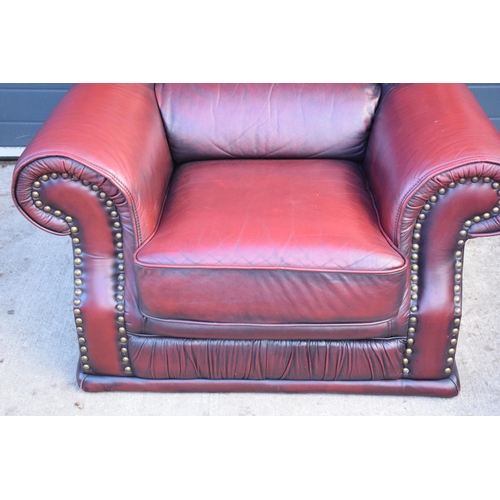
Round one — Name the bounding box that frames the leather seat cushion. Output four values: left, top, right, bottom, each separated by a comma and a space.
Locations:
135, 159, 407, 325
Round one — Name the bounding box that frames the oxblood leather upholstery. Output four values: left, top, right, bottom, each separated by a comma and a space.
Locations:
11, 83, 500, 397
135, 159, 406, 326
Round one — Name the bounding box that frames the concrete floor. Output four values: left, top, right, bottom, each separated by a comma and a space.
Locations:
1, 161, 500, 416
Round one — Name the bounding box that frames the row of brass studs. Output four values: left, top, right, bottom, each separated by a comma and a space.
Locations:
404, 177, 500, 377
31, 172, 132, 375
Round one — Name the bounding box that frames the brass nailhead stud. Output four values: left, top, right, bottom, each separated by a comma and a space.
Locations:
61, 173, 69, 178
459, 230, 467, 237
75, 269, 82, 277
403, 368, 410, 375
410, 306, 417, 312
447, 357, 454, 364
41, 174, 49, 181
74, 258, 82, 265
54, 210, 62, 217
424, 204, 431, 211
459, 178, 466, 184
65, 216, 73, 223
473, 216, 481, 222
430, 195, 437, 202
106, 200, 113, 207
409, 317, 417, 323
117, 242, 123, 249
74, 299, 81, 306
411, 285, 418, 292
80, 346, 87, 353
119, 327, 126, 334
454, 295, 460, 302
43, 206, 51, 212
117, 316, 125, 323
408, 327, 415, 333
451, 338, 457, 345
74, 309, 81, 315
124, 367, 132, 372
72, 238, 80, 244
454, 307, 461, 315
76, 327, 83, 333
35, 201, 43, 207
484, 177, 491, 182
403, 358, 409, 364
452, 328, 459, 335
407, 338, 414, 345
472, 176, 479, 182
75, 318, 83, 325
117, 304, 124, 311
457, 240, 464, 246
78, 337, 86, 344
464, 220, 472, 227
484, 213, 491, 219
81, 356, 88, 362
438, 188, 446, 194
411, 294, 418, 301
454, 285, 461, 293
111, 211, 118, 217
75, 289, 83, 296
75, 278, 82, 286
444, 368, 452, 374
92, 185, 99, 191
454, 318, 461, 325
99, 192, 107, 199
455, 274, 462, 281
411, 264, 418, 271
32, 191, 40, 198
448, 182, 456, 188
120, 337, 127, 343
493, 207, 500, 214
493, 182, 500, 189
415, 223, 422, 230
121, 348, 128, 354
122, 357, 129, 363
418, 214, 426, 220
82, 180, 90, 186
456, 251, 462, 258
83, 364, 90, 370
70, 226, 79, 233
449, 348, 456, 355
74, 248, 82, 255
115, 233, 122, 240
33, 181, 41, 188
405, 349, 413, 355
411, 275, 418, 282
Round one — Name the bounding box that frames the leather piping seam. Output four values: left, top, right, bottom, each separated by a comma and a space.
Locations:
140, 315, 398, 329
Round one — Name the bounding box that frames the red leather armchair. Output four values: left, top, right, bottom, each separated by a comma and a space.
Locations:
12, 83, 500, 396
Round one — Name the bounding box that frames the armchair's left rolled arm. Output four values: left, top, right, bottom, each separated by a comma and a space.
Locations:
11, 84, 174, 377
12, 83, 173, 246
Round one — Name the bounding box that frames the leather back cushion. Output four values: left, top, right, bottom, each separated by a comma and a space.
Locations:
155, 84, 381, 163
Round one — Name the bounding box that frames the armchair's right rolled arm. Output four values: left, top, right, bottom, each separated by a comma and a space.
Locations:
365, 83, 500, 250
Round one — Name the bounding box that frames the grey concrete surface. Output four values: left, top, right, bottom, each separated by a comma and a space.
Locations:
1, 161, 500, 415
